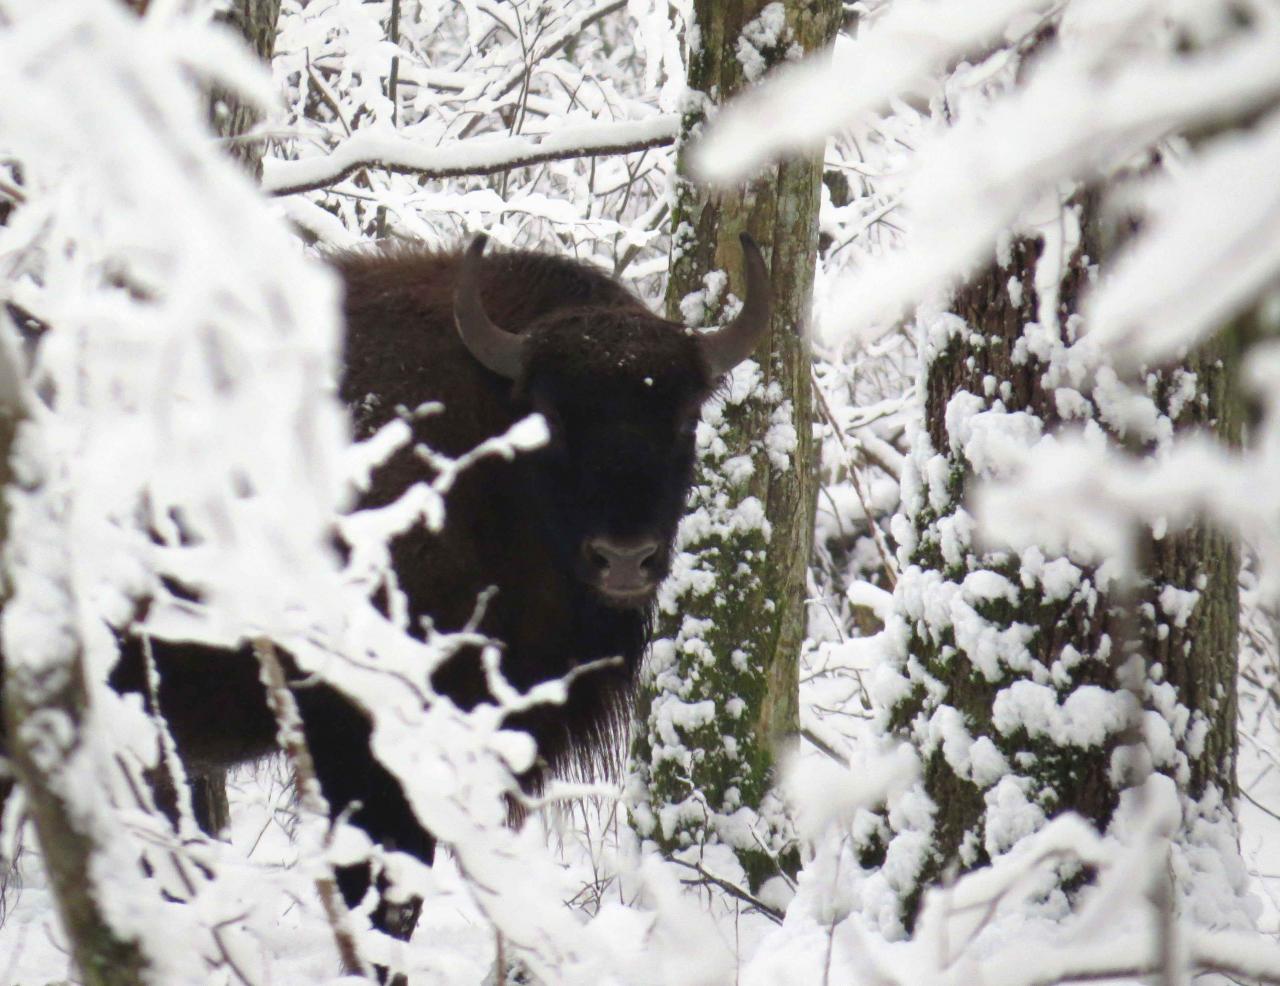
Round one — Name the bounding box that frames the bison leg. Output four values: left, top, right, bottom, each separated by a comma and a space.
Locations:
292, 683, 435, 941
188, 768, 230, 836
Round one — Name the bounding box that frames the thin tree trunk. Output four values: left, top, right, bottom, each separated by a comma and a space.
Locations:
629, 0, 839, 891
209, 0, 283, 182
189, 0, 284, 836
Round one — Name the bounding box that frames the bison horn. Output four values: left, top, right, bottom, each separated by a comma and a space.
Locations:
455, 234, 525, 380
699, 233, 773, 377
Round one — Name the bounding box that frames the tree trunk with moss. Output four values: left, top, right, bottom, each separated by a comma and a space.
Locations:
628, 0, 839, 894
866, 186, 1242, 930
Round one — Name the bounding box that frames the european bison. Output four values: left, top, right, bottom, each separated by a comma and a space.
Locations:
1, 232, 772, 935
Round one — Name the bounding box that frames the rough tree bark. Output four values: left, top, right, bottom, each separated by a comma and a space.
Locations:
628, 0, 839, 892
870, 158, 1242, 932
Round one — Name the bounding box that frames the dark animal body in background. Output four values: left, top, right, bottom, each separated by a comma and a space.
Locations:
0, 234, 771, 930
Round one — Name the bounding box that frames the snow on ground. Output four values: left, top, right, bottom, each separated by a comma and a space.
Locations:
2, 573, 1279, 985
0, 763, 496, 984
0, 760, 794, 984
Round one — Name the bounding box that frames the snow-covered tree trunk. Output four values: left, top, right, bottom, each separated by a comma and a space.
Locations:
0, 357, 150, 985
873, 187, 1243, 928
628, 0, 839, 893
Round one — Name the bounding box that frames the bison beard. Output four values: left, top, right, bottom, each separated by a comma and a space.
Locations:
1, 234, 772, 946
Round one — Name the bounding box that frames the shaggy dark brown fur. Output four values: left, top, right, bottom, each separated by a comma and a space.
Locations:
3, 242, 724, 925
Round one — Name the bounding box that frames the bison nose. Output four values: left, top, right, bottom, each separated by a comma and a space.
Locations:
585, 537, 660, 593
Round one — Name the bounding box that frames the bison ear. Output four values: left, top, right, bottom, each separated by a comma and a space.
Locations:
699, 232, 773, 377
455, 234, 525, 380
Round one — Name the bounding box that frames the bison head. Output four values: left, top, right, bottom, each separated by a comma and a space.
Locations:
454, 234, 771, 608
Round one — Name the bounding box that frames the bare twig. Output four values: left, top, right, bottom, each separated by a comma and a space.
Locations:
800, 725, 850, 766
305, 50, 351, 138
613, 201, 669, 278
477, 1, 629, 108
669, 858, 784, 924
252, 638, 367, 978
1241, 787, 1280, 825
812, 369, 899, 588
376, 0, 402, 239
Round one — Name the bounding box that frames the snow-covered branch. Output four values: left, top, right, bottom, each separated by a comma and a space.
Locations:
264, 115, 678, 196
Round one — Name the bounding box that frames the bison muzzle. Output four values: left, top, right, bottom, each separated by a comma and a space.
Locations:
0, 232, 773, 943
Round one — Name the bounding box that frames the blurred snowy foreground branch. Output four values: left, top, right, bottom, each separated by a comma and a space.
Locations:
691, 1, 1280, 985
891, 778, 1280, 986
975, 430, 1278, 580
767, 761, 1280, 986
0, 2, 726, 984
698, 0, 1280, 356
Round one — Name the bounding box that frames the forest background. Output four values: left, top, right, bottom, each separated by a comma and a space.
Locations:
2, 1, 1280, 984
